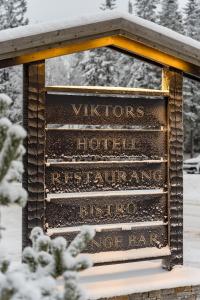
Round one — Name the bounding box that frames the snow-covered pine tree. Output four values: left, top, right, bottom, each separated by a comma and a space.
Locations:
116, 0, 135, 87
0, 0, 28, 124
0, 226, 95, 300
3, 0, 28, 29
80, 1, 120, 87
0, 0, 7, 30
0, 93, 27, 207
183, 0, 200, 156
100, 0, 117, 10
127, 0, 161, 89
128, 0, 133, 14
46, 56, 71, 86
0, 0, 12, 108
80, 48, 120, 86
158, 0, 184, 33
67, 52, 85, 86
0, 95, 94, 299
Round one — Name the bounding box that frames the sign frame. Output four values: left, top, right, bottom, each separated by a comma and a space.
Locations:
23, 63, 183, 270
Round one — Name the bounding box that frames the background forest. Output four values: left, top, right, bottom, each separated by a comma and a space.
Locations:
0, 0, 200, 157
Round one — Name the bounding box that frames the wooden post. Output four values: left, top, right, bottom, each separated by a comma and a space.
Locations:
22, 61, 46, 247
162, 68, 183, 270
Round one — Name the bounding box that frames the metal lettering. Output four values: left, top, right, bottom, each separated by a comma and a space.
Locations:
94, 172, 104, 184
70, 103, 145, 119
52, 173, 61, 184
77, 138, 87, 151
84, 104, 89, 116
76, 138, 138, 151
115, 204, 126, 216
78, 203, 138, 220
113, 139, 121, 151
79, 206, 88, 218
71, 104, 82, 116
103, 236, 113, 249
127, 203, 137, 214
141, 170, 152, 181
117, 171, 127, 183
91, 238, 102, 249
91, 105, 100, 117
50, 169, 164, 186
114, 236, 123, 248
126, 106, 135, 118
131, 171, 139, 183
138, 235, 146, 245
113, 106, 123, 117
150, 233, 159, 245
89, 138, 100, 151
136, 106, 145, 118
128, 234, 136, 246
153, 170, 162, 182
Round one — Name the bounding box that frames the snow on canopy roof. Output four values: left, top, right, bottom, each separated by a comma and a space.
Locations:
0, 11, 200, 78
0, 11, 199, 49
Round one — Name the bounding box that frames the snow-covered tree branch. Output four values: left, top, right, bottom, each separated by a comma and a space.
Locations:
0, 94, 27, 207
0, 226, 95, 300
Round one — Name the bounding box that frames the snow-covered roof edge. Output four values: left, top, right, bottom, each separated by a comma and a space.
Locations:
0, 11, 200, 78
0, 11, 199, 50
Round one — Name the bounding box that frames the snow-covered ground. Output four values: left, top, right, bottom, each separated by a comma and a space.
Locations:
1, 174, 200, 267
184, 174, 200, 267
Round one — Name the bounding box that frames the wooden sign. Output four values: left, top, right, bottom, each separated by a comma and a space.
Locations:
41, 89, 174, 266
46, 191, 167, 227
46, 93, 167, 128
45, 161, 167, 193
48, 224, 168, 254
23, 66, 183, 270
44, 90, 171, 265
46, 128, 167, 160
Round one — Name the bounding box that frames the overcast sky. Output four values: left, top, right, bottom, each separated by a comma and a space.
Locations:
27, 0, 188, 24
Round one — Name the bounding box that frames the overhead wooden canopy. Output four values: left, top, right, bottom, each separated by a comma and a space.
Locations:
0, 12, 200, 80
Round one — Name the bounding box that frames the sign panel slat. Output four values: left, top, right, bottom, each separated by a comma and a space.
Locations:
45, 192, 167, 227
48, 225, 168, 253
45, 161, 167, 193
46, 129, 167, 161
46, 93, 167, 128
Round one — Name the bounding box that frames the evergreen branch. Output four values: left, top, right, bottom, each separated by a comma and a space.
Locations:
0, 181, 27, 206
67, 226, 95, 257
0, 118, 11, 151
0, 124, 26, 183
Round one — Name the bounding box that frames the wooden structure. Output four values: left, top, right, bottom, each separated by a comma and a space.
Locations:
0, 12, 200, 270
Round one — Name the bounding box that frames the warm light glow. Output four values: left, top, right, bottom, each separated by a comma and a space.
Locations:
112, 36, 199, 76
46, 85, 170, 96
1, 34, 199, 79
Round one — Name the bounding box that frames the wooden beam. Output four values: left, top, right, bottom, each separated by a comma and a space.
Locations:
0, 16, 200, 73
0, 33, 199, 80
22, 61, 46, 247
0, 36, 116, 68
162, 68, 183, 270
112, 36, 200, 79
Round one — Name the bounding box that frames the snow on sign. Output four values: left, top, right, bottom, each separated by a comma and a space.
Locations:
41, 81, 181, 269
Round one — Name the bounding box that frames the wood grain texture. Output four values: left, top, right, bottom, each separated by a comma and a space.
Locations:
162, 68, 183, 270
0, 16, 200, 80
22, 61, 45, 247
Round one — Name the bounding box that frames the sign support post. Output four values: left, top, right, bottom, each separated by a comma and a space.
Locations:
22, 61, 46, 247
162, 68, 183, 270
